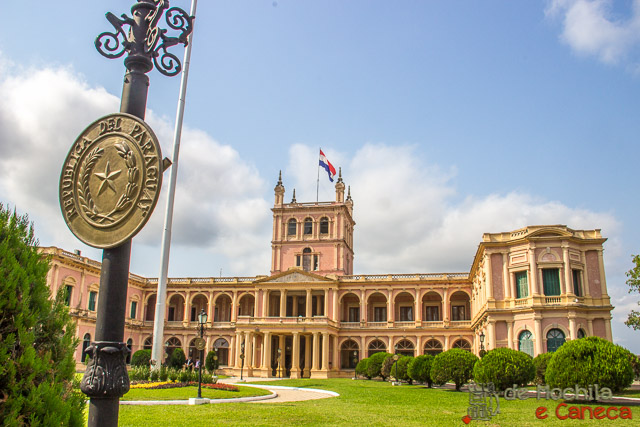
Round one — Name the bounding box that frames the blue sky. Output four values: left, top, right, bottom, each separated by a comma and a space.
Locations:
2, 0, 640, 351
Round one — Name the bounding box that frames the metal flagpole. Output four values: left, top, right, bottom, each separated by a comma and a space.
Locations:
316, 147, 321, 203
151, 0, 199, 370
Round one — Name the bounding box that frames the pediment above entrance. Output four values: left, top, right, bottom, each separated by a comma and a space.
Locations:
258, 268, 334, 284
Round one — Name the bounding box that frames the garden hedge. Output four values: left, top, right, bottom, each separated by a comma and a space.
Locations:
431, 349, 478, 391
473, 347, 534, 391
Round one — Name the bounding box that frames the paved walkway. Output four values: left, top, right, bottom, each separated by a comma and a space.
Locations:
121, 377, 338, 406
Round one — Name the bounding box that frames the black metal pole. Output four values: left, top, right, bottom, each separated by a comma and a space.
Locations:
198, 322, 203, 399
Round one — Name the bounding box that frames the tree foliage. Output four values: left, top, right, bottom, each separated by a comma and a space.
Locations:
473, 348, 534, 391
625, 254, 640, 330
545, 336, 634, 393
431, 349, 478, 391
131, 349, 151, 367
367, 352, 392, 380
407, 354, 435, 387
355, 358, 370, 379
168, 347, 187, 369
532, 352, 554, 385
0, 204, 85, 425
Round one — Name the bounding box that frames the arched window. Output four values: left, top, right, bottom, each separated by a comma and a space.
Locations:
518, 330, 533, 357
82, 333, 91, 361
423, 339, 443, 356
452, 339, 471, 351
165, 337, 182, 361
143, 336, 153, 350
394, 339, 415, 357
287, 218, 297, 236
577, 328, 586, 339
340, 340, 360, 369
126, 338, 133, 364
368, 339, 386, 357
304, 218, 313, 235
214, 338, 230, 366
546, 329, 565, 352
320, 217, 329, 234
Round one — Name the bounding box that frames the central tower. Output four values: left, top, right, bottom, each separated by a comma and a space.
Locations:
270, 171, 355, 276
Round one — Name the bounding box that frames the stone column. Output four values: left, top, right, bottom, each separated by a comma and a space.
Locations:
597, 249, 608, 297
332, 289, 339, 321
488, 321, 496, 350
529, 246, 538, 295
568, 317, 576, 340
251, 333, 257, 368
280, 289, 287, 317
291, 332, 300, 378
485, 253, 493, 299
507, 321, 514, 350
230, 334, 236, 368
534, 319, 543, 356
416, 335, 423, 357
262, 290, 269, 317
208, 291, 215, 321
324, 289, 329, 317
306, 289, 312, 318
587, 319, 594, 336
415, 289, 421, 324
387, 290, 393, 322
605, 317, 613, 341
312, 332, 320, 371
360, 291, 366, 323
322, 333, 330, 370
562, 245, 572, 295
444, 335, 450, 350
443, 288, 449, 322
304, 335, 311, 377
234, 332, 243, 368
231, 291, 238, 322
331, 335, 339, 370
262, 332, 271, 375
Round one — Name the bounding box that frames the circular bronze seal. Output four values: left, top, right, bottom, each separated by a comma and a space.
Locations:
194, 338, 206, 351
59, 113, 163, 248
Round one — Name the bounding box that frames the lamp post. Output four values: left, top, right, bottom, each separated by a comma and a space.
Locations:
76, 3, 193, 426
197, 309, 207, 399
240, 340, 246, 381
479, 331, 485, 353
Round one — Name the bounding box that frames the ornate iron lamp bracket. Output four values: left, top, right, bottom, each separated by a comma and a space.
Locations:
95, 0, 194, 76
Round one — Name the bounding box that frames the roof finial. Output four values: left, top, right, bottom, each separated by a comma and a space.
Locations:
346, 185, 352, 201
277, 170, 282, 186
291, 188, 297, 203
337, 167, 343, 183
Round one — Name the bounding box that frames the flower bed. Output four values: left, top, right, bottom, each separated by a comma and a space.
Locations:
129, 381, 238, 391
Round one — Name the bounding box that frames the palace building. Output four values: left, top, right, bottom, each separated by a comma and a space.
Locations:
43, 172, 614, 377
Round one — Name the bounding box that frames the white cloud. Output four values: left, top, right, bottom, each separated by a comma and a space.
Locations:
0, 62, 271, 276
284, 143, 619, 274
546, 0, 640, 65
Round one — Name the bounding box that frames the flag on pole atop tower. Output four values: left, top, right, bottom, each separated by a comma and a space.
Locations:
319, 149, 337, 182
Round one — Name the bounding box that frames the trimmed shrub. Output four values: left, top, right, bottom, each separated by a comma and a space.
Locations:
473, 348, 534, 391
545, 336, 634, 394
431, 349, 479, 391
355, 358, 371, 379
533, 352, 554, 385
626, 352, 640, 381
178, 370, 190, 383
169, 368, 179, 382
168, 348, 187, 369
408, 355, 434, 387
381, 354, 395, 379
206, 350, 219, 374
367, 352, 393, 380
0, 205, 85, 425
131, 349, 152, 367
397, 356, 413, 383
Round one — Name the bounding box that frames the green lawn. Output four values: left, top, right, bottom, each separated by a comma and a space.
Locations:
121, 385, 271, 401
117, 379, 639, 426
